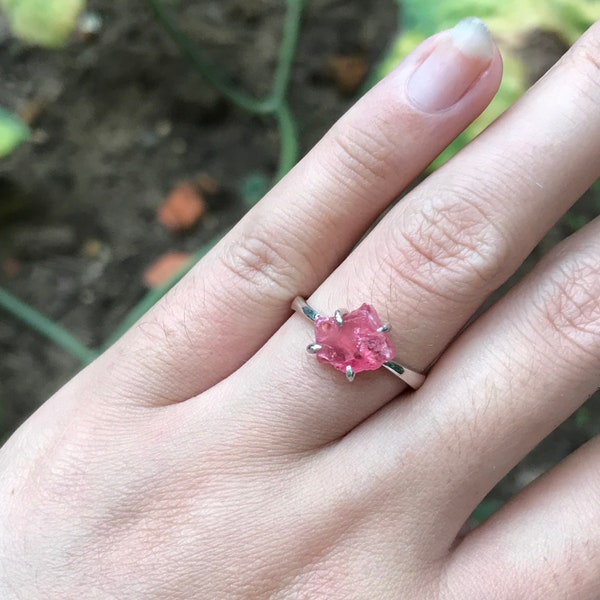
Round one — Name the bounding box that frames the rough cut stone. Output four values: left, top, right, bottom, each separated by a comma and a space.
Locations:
314, 304, 395, 373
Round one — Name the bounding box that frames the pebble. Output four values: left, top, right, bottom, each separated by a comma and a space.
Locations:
78, 12, 103, 39
155, 119, 173, 138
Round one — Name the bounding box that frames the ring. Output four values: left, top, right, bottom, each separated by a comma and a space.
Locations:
292, 297, 426, 389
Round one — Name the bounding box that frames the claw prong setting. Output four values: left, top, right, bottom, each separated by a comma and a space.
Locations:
345, 365, 355, 382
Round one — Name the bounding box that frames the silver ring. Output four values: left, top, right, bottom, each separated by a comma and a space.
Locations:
292, 297, 425, 389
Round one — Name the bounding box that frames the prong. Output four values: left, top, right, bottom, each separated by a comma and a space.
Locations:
377, 323, 391, 333
334, 310, 345, 326
345, 365, 355, 382
306, 343, 322, 354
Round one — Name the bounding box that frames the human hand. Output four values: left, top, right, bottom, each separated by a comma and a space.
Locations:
2, 17, 600, 599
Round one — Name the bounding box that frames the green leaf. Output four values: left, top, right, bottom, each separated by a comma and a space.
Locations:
378, 0, 600, 169
0, 107, 29, 157
1, 0, 85, 48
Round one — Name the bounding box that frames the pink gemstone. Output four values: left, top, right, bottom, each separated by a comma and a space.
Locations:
313, 304, 395, 374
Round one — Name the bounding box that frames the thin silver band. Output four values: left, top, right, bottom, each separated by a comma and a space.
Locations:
292, 297, 426, 390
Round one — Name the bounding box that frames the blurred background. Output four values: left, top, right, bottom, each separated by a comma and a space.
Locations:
0, 0, 599, 521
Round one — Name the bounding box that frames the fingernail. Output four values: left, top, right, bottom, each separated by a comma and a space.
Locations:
407, 17, 494, 113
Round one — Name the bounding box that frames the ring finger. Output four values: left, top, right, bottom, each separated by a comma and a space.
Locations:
211, 20, 600, 449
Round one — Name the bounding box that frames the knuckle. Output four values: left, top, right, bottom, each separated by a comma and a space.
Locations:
218, 224, 298, 299
384, 192, 512, 301
538, 254, 600, 361
324, 117, 398, 195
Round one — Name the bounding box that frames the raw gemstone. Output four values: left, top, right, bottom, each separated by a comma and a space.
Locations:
313, 304, 395, 373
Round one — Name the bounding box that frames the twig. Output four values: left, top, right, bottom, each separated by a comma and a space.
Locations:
268, 0, 304, 107
275, 101, 298, 181
144, 0, 304, 175
0, 287, 97, 365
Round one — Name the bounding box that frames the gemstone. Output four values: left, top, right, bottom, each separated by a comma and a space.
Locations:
313, 303, 395, 374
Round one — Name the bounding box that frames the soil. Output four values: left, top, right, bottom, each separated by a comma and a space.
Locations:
0, 0, 599, 513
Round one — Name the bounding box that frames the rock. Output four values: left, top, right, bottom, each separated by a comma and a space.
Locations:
81, 239, 102, 259
77, 11, 103, 40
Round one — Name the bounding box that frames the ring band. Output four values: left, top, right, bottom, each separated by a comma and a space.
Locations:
292, 297, 425, 389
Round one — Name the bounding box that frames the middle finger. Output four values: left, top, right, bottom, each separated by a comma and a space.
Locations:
208, 21, 600, 449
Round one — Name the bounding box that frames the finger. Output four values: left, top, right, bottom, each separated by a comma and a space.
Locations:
90, 19, 501, 406
355, 210, 600, 545
445, 436, 600, 600
214, 20, 600, 448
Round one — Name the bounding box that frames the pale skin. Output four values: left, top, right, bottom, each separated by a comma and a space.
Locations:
1, 17, 600, 599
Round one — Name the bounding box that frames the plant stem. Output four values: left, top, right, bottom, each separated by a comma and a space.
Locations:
0, 286, 97, 365
275, 101, 298, 181
145, 0, 303, 176
267, 0, 305, 106
0, 1, 306, 367
144, 0, 270, 114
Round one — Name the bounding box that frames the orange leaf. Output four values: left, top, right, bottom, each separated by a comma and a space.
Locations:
158, 182, 205, 233
143, 252, 192, 288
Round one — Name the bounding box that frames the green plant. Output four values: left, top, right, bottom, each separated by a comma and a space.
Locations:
0, 0, 86, 156
0, 0, 84, 48
0, 107, 29, 158
144, 0, 303, 183
0, 0, 306, 364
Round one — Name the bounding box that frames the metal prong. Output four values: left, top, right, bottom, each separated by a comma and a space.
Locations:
345, 365, 355, 382
306, 343, 322, 354
377, 323, 391, 333
334, 310, 344, 326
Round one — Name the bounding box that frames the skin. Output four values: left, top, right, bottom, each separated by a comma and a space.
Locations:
1, 20, 600, 600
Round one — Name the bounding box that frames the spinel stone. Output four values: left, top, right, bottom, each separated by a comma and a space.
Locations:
313, 304, 395, 373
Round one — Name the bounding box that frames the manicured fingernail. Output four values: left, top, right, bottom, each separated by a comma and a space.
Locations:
407, 17, 494, 113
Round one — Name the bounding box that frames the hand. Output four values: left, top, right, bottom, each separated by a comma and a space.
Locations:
2, 17, 600, 599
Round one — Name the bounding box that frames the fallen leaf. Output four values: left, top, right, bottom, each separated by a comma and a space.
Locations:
143, 252, 192, 289
158, 182, 206, 233
327, 55, 368, 95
